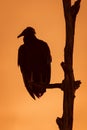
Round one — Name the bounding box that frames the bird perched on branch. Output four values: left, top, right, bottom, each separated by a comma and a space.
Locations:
17, 27, 52, 99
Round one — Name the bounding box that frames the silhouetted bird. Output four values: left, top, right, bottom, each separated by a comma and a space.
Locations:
17, 27, 52, 99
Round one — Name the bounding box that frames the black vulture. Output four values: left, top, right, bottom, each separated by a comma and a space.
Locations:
17, 27, 52, 99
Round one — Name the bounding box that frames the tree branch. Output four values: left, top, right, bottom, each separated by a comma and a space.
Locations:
71, 0, 81, 18
29, 82, 63, 90
29, 80, 81, 91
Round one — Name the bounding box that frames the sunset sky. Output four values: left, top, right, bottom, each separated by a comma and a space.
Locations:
0, 0, 87, 130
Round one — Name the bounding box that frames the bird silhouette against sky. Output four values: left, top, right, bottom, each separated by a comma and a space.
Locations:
17, 27, 52, 99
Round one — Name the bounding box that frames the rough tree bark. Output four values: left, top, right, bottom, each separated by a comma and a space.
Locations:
56, 0, 81, 130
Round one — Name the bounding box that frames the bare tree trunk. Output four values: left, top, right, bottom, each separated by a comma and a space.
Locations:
56, 0, 81, 130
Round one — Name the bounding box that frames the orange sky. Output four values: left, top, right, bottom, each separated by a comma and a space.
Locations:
0, 0, 87, 130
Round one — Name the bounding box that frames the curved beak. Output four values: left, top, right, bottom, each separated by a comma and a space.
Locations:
17, 33, 23, 38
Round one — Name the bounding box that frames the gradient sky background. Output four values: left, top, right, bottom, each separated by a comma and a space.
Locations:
0, 0, 87, 130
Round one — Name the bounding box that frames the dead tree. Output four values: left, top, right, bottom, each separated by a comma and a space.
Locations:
56, 0, 81, 130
